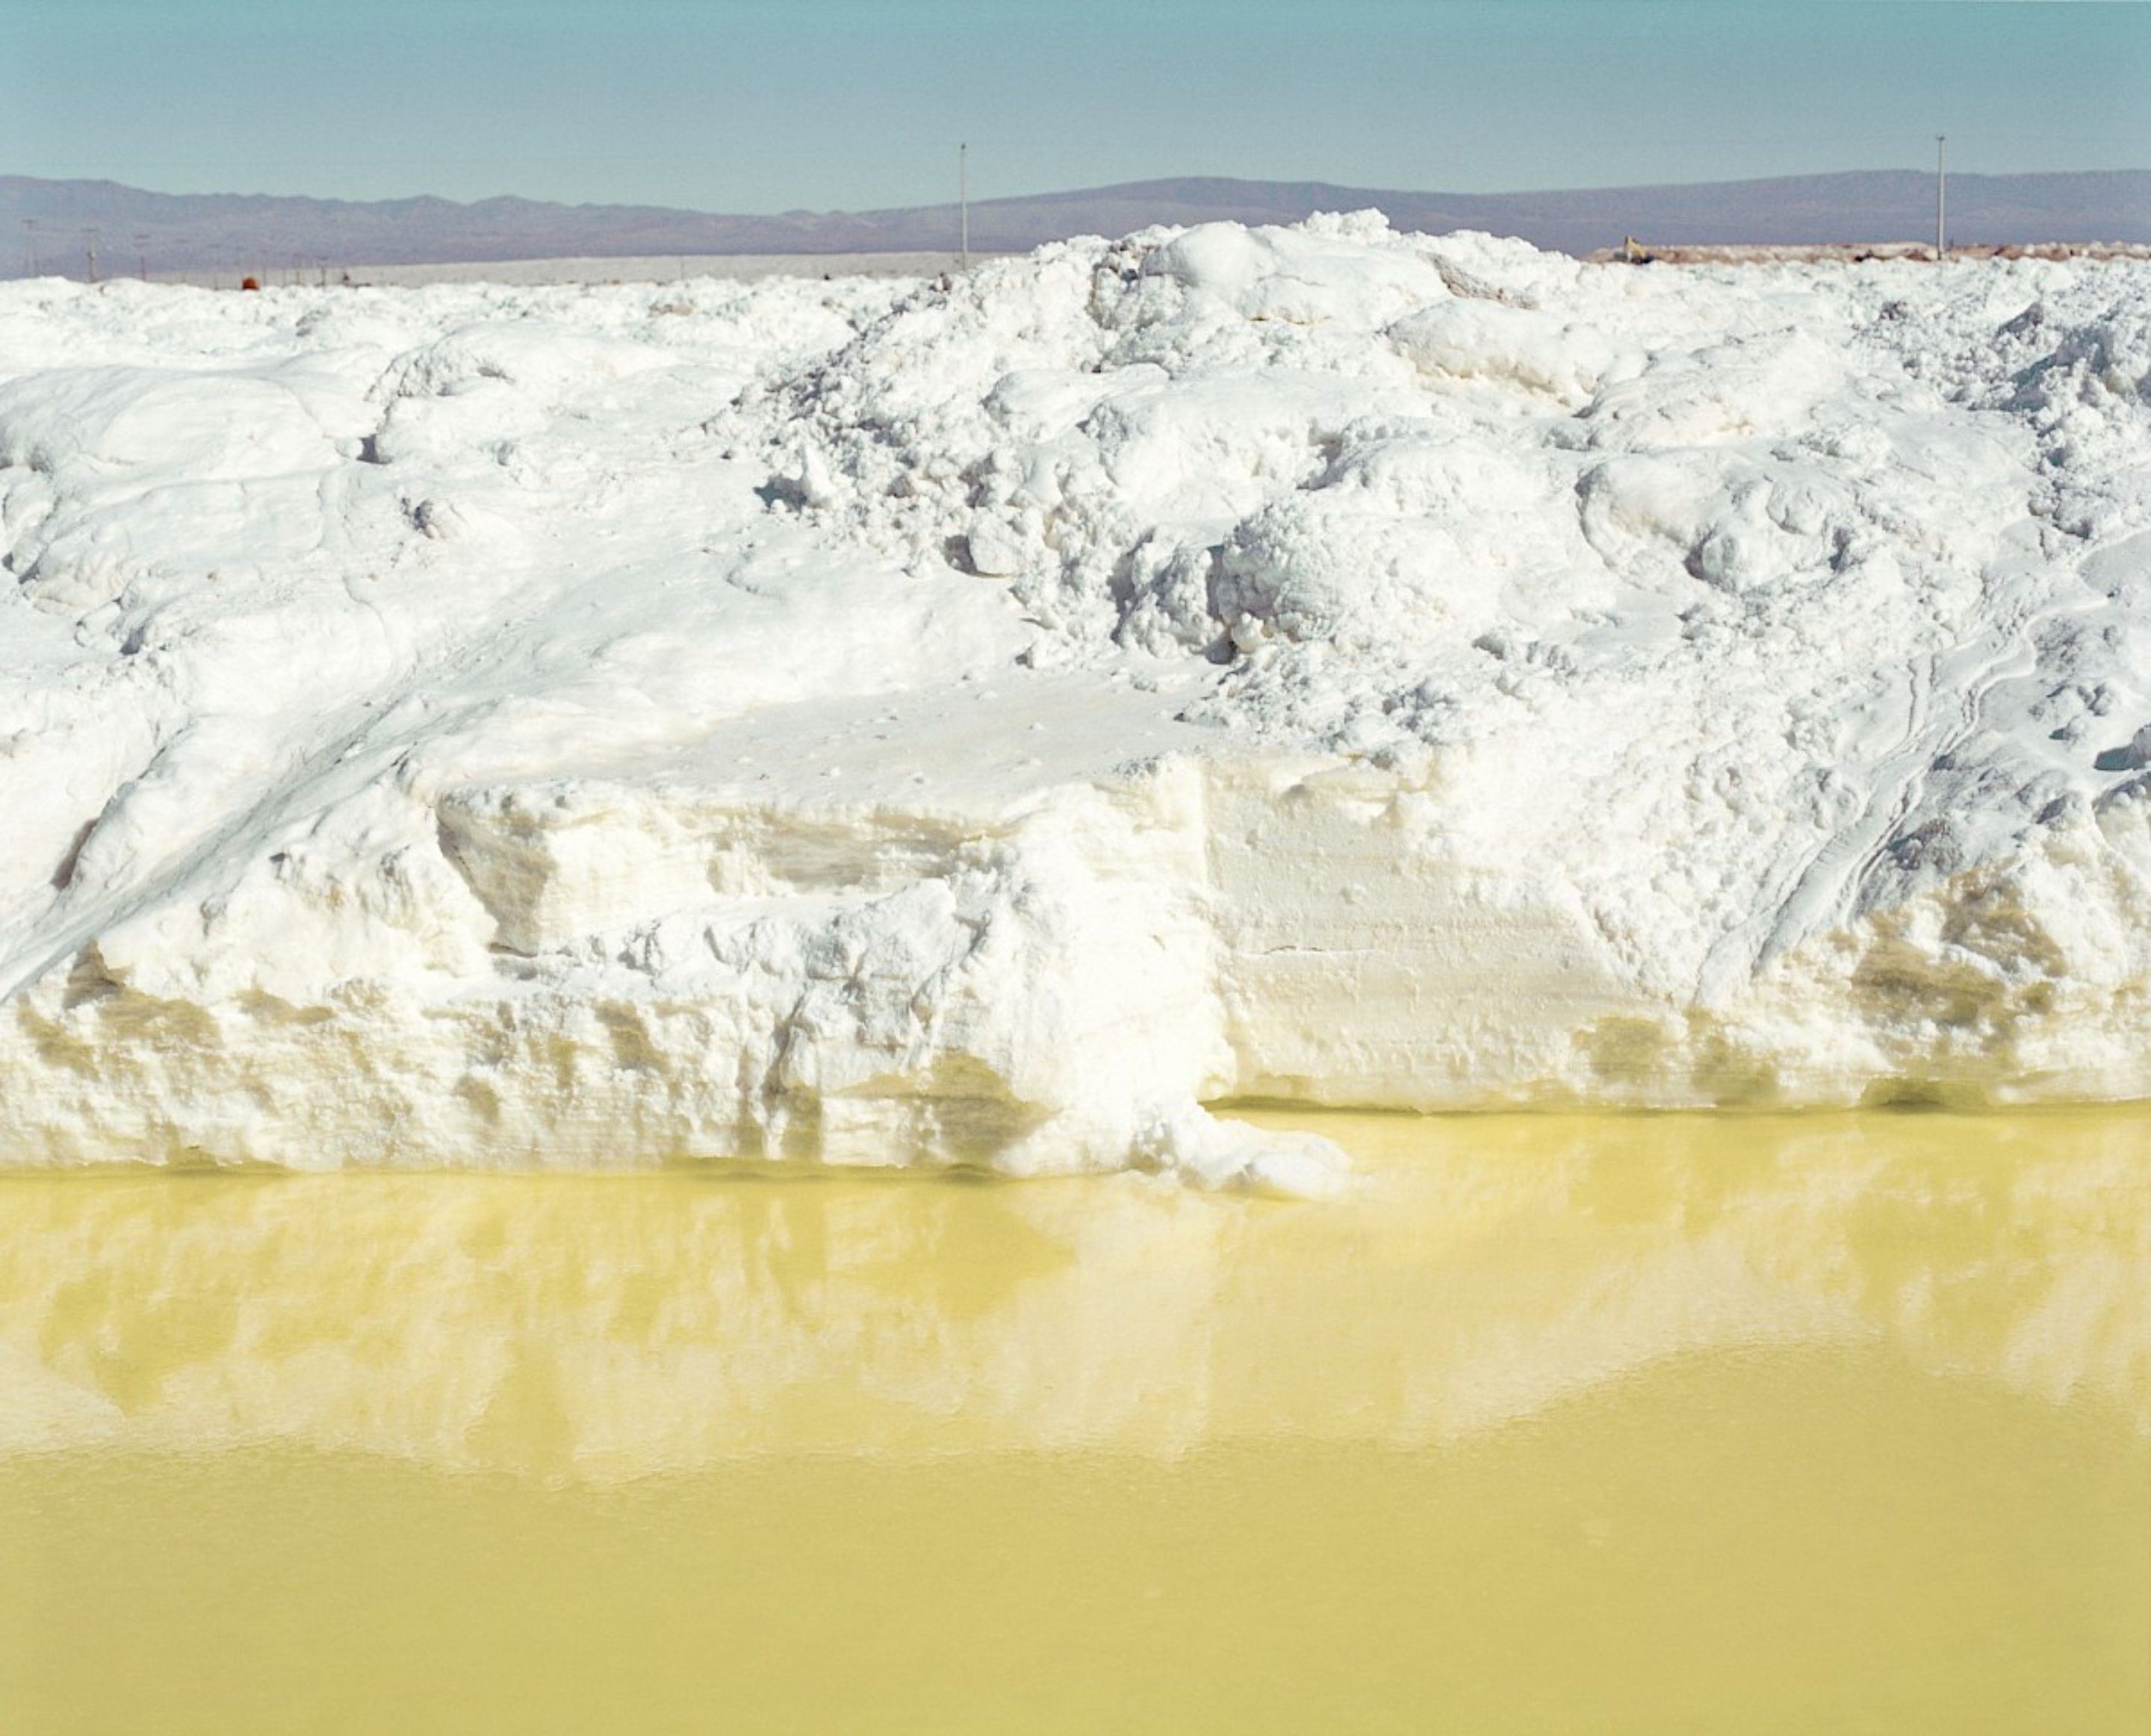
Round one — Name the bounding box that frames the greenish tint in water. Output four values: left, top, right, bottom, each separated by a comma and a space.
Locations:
2, 1110, 2148, 1732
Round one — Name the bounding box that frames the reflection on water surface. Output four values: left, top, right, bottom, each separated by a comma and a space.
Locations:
4, 1111, 2148, 1732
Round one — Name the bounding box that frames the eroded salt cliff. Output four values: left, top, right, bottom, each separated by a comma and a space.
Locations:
1, 217, 2147, 1180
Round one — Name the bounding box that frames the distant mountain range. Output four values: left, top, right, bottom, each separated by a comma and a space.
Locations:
4, 169, 2147, 277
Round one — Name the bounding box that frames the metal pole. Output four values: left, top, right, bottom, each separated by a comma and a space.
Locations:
959, 142, 969, 273
82, 228, 99, 283
1934, 134, 1946, 263
21, 218, 36, 276
134, 231, 149, 280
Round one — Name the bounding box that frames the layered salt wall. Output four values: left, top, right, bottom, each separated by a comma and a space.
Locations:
0, 216, 2147, 1186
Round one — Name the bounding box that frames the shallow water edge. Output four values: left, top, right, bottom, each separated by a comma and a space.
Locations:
4, 1108, 2147, 1732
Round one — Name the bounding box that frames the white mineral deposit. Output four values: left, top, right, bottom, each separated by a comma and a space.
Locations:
1, 217, 2147, 1185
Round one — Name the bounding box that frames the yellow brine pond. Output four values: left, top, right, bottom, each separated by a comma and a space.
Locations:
3, 1110, 2147, 1733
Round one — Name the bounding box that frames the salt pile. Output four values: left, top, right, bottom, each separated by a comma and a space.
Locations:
0, 214, 2147, 1183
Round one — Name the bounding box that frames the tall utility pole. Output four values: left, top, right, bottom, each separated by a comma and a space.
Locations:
959, 142, 970, 273
134, 231, 149, 280
20, 217, 36, 277
81, 227, 99, 284
1934, 134, 1946, 263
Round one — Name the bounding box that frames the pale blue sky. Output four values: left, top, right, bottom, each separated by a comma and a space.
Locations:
4, 1, 2145, 210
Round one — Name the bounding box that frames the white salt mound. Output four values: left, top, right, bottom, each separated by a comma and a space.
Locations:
0, 213, 2147, 1186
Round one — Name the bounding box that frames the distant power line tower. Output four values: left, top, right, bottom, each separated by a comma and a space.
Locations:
81, 227, 99, 283
1934, 134, 1946, 262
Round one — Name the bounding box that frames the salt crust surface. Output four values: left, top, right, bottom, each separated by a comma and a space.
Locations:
0, 214, 2147, 1186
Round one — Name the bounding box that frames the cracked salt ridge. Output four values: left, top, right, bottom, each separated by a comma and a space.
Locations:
0, 214, 2147, 1189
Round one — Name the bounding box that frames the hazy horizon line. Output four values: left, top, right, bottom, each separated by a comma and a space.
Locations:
9, 163, 2150, 220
